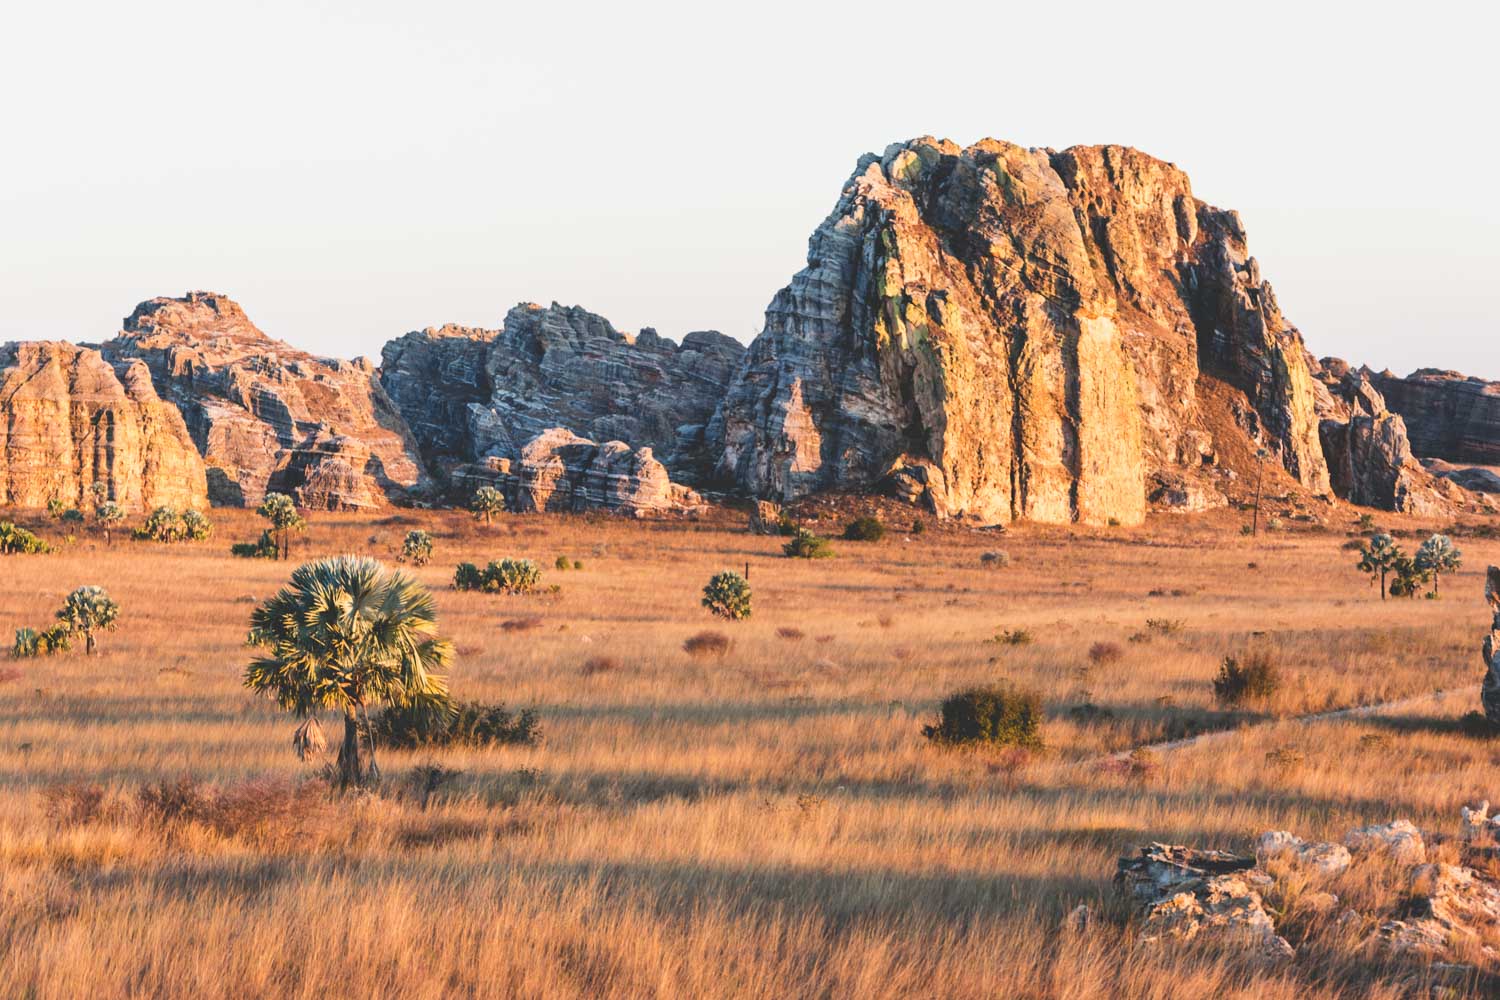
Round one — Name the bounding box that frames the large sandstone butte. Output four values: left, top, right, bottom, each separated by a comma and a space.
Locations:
104, 292, 429, 510
0, 341, 207, 511
380, 302, 744, 486
709, 137, 1359, 525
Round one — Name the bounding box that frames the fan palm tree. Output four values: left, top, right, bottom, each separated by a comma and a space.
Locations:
256, 492, 307, 560
469, 486, 505, 525
244, 555, 453, 787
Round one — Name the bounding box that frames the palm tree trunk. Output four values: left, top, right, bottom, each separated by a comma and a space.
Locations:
358, 702, 380, 783
336, 710, 363, 787
85, 631, 95, 655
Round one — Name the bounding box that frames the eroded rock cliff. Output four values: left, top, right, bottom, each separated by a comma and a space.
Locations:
1371, 369, 1500, 467
105, 292, 429, 509
0, 341, 207, 510
708, 138, 1337, 525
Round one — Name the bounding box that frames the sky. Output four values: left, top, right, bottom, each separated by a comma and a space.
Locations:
1, 1, 1495, 378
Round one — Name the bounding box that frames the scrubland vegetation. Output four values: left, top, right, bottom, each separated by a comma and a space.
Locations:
0, 504, 1498, 997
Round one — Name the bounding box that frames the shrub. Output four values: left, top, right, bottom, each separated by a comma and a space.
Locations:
776, 627, 805, 641
231, 531, 280, 559
181, 509, 212, 541
774, 515, 799, 536
842, 517, 885, 542
783, 528, 834, 559
14, 622, 70, 659
988, 627, 1034, 646
0, 522, 50, 555
554, 555, 571, 571
923, 685, 1044, 749
499, 616, 544, 633
573, 560, 583, 570
1145, 618, 1185, 635
580, 655, 620, 676
911, 519, 926, 536
701, 571, 752, 620
454, 559, 541, 594
399, 530, 434, 567
60, 508, 85, 526
1212, 650, 1281, 706
1088, 642, 1124, 666
370, 700, 541, 749
980, 550, 1011, 569
134, 506, 209, 543
683, 631, 732, 658
12, 628, 40, 658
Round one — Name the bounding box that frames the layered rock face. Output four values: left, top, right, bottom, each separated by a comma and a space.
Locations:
1372, 369, 1500, 467
1314, 361, 1459, 515
0, 341, 207, 510
708, 138, 1333, 525
452, 427, 701, 515
105, 292, 429, 509
380, 303, 744, 494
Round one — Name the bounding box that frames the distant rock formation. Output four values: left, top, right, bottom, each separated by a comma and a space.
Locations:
1315, 362, 1460, 514
104, 292, 428, 509
707, 138, 1336, 526
452, 427, 701, 515
381, 303, 744, 486
0, 341, 207, 510
1372, 369, 1500, 467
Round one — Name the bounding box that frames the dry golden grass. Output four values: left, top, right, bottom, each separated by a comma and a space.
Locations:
0, 505, 1497, 998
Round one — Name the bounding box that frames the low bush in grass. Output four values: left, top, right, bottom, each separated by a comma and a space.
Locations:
701, 571, 751, 620
842, 517, 885, 542
370, 700, 541, 749
683, 631, 732, 658
399, 530, 434, 566
1212, 650, 1281, 706
454, 559, 541, 594
1088, 642, 1124, 666
231, 531, 280, 560
923, 684, 1044, 749
980, 550, 1010, 569
12, 624, 72, 658
0, 522, 50, 555
783, 529, 834, 559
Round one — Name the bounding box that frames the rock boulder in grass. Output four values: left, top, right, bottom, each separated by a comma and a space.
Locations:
0, 341, 208, 511
103, 291, 430, 509
708, 138, 1347, 526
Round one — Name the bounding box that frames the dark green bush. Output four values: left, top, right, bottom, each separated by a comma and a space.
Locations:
1212, 650, 1281, 706
783, 529, 834, 559
454, 562, 483, 591
370, 700, 541, 749
701, 572, 752, 620
923, 685, 1044, 749
454, 559, 541, 594
231, 531, 280, 559
911, 519, 926, 536
842, 517, 885, 542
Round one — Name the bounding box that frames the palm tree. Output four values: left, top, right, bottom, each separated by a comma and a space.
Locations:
94, 501, 125, 546
244, 556, 453, 787
256, 492, 307, 560
57, 585, 119, 654
1415, 534, 1462, 597
1357, 533, 1403, 600
469, 486, 505, 525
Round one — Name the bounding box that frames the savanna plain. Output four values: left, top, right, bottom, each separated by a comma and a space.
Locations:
2, 504, 1498, 999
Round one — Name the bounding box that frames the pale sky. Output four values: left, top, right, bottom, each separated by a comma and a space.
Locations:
2, 1, 1495, 378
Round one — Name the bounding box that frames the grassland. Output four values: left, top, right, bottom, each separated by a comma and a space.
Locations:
1, 503, 1497, 998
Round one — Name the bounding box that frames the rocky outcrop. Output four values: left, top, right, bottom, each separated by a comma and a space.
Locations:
1116, 843, 1293, 958
381, 304, 744, 489
0, 341, 207, 511
1484, 567, 1500, 727
1315, 363, 1460, 515
105, 292, 428, 509
453, 427, 701, 516
708, 138, 1333, 526
1372, 369, 1500, 467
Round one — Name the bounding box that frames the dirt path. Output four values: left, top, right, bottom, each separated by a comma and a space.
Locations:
1082, 685, 1481, 769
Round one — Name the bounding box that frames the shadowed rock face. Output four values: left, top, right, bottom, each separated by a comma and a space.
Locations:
105, 292, 429, 510
451, 427, 701, 515
379, 303, 744, 487
708, 137, 1334, 525
1370, 369, 1500, 467
0, 341, 207, 510
1315, 364, 1461, 515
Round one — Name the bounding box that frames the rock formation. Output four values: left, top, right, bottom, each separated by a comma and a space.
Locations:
1115, 843, 1293, 958
1372, 369, 1500, 467
1315, 362, 1460, 514
1484, 566, 1500, 727
0, 341, 207, 511
104, 292, 428, 509
381, 304, 744, 490
452, 427, 702, 516
709, 138, 1337, 525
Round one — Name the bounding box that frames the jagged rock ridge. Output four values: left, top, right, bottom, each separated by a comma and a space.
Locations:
706, 137, 1460, 524
0, 341, 207, 511
104, 292, 429, 510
